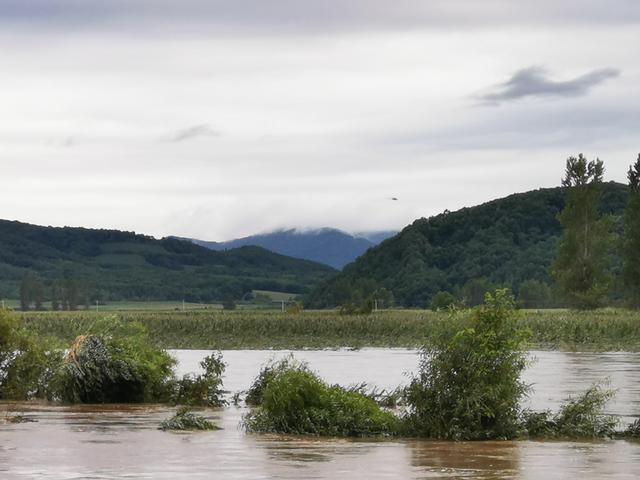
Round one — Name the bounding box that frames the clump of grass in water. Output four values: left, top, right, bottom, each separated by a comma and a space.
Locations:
159, 407, 219, 431
522, 383, 618, 439
403, 289, 530, 440
242, 359, 400, 437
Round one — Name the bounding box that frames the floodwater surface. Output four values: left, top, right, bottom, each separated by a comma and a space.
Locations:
2, 349, 640, 479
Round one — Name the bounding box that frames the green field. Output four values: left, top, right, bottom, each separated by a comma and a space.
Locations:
17, 308, 640, 351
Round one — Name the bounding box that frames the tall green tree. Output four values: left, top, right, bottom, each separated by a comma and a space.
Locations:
552, 154, 610, 309
623, 153, 640, 308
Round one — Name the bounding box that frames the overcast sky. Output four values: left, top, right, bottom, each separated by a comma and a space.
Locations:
1, 1, 638, 240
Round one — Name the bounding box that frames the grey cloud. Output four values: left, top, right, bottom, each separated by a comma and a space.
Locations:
2, 1, 640, 34
169, 124, 220, 142
479, 67, 619, 105
383, 102, 640, 152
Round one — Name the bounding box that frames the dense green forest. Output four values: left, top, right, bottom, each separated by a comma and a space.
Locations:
306, 182, 628, 309
0, 220, 335, 306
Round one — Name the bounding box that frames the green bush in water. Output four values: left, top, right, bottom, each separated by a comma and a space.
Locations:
159, 406, 219, 431
54, 317, 175, 403
245, 356, 297, 406
171, 352, 227, 407
243, 360, 400, 437
0, 309, 62, 400
623, 418, 640, 438
522, 383, 618, 439
403, 289, 530, 440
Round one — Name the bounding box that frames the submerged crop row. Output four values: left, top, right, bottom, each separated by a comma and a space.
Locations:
18, 307, 640, 351
2, 294, 640, 440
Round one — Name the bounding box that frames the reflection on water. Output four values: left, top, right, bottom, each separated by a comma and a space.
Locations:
2, 349, 640, 479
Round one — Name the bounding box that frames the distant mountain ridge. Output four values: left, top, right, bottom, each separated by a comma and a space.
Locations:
177, 228, 397, 269
0, 220, 336, 303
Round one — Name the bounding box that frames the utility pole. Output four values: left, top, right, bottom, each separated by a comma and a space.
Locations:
96, 300, 99, 312
281, 300, 285, 312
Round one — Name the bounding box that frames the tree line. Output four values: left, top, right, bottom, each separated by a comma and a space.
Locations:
19, 273, 87, 311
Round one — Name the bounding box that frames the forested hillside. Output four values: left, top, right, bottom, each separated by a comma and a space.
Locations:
306, 182, 628, 308
0, 220, 336, 304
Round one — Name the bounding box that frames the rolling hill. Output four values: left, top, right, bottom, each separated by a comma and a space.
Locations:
178, 228, 397, 269
305, 182, 629, 308
0, 220, 336, 304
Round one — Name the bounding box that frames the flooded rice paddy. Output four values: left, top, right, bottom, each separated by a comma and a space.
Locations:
2, 349, 640, 479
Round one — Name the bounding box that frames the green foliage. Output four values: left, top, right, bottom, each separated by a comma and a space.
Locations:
0, 309, 62, 400
307, 183, 628, 308
245, 356, 298, 406
159, 406, 219, 431
623, 154, 640, 308
0, 220, 335, 303
171, 352, 227, 407
517, 279, 553, 309
403, 289, 530, 440
243, 361, 400, 437
522, 384, 618, 438
430, 291, 458, 311
53, 317, 176, 403
552, 154, 611, 309
623, 418, 640, 438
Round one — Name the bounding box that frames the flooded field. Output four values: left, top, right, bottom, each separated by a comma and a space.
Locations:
2, 349, 640, 479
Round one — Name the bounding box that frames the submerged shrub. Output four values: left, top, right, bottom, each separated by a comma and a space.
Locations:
53, 317, 175, 403
245, 356, 298, 406
159, 406, 219, 431
243, 361, 400, 437
523, 384, 618, 439
403, 289, 530, 440
171, 352, 227, 407
0, 309, 62, 400
623, 418, 640, 438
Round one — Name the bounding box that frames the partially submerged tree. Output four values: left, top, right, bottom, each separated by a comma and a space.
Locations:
552, 155, 610, 309
403, 289, 529, 440
54, 318, 176, 403
623, 154, 640, 308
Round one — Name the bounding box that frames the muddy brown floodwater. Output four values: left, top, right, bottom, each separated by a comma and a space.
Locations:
2, 349, 640, 479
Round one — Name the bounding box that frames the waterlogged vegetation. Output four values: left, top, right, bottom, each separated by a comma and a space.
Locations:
18, 307, 640, 351
159, 407, 220, 431
1, 311, 226, 407
3, 296, 640, 440
171, 352, 227, 407
242, 359, 400, 437
521, 384, 618, 439
403, 290, 529, 440
54, 318, 176, 403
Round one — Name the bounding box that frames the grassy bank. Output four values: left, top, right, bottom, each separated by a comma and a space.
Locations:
17, 308, 640, 351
